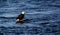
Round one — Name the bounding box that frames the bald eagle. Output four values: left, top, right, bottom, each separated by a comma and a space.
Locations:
16, 11, 25, 23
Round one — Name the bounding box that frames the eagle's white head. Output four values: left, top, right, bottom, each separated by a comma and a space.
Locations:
21, 11, 25, 14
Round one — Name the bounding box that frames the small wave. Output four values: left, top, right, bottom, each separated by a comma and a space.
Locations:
0, 13, 18, 17
0, 7, 18, 9
26, 11, 53, 14
0, 17, 16, 19
48, 4, 60, 7
34, 20, 60, 23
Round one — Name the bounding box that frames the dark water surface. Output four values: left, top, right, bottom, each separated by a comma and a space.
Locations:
0, 0, 60, 35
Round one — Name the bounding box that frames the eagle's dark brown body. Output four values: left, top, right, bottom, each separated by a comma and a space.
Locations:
16, 14, 24, 20
16, 13, 24, 23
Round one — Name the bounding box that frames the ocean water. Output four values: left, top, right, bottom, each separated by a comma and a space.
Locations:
0, 0, 60, 35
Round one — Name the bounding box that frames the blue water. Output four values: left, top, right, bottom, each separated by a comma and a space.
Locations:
0, 0, 60, 35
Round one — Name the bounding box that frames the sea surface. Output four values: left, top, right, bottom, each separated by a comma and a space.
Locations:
0, 0, 60, 35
